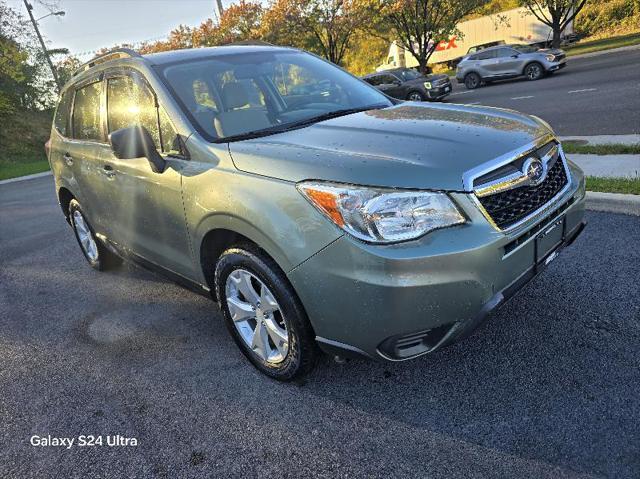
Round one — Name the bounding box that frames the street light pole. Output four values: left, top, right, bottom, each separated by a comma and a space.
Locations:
23, 0, 61, 93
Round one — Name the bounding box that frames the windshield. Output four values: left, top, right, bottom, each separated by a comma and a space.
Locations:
396, 69, 422, 81
160, 50, 392, 142
512, 44, 539, 53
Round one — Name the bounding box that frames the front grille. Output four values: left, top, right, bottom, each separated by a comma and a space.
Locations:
476, 147, 569, 229
555, 53, 566, 62
433, 77, 450, 87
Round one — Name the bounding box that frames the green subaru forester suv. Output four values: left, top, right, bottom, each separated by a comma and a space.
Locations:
49, 45, 586, 380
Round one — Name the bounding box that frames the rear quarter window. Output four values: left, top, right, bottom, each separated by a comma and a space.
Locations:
54, 89, 73, 137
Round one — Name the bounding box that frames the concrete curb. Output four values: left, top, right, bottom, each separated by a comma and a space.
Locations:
586, 191, 640, 216
0, 171, 52, 186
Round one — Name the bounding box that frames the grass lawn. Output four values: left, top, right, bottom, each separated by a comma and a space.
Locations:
0, 160, 50, 181
586, 177, 640, 195
0, 109, 53, 181
562, 142, 640, 155
566, 32, 640, 57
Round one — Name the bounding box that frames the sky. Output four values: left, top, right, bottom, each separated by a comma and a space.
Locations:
9, 0, 228, 58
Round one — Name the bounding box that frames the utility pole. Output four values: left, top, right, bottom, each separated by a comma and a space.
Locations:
23, 0, 61, 93
215, 0, 224, 18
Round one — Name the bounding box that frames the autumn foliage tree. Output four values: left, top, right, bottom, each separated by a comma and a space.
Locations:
260, 0, 370, 65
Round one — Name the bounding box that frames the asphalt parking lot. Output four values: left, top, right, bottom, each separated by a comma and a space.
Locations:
447, 47, 640, 136
1, 176, 640, 478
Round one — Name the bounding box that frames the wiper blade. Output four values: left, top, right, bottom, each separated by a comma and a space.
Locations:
220, 104, 387, 143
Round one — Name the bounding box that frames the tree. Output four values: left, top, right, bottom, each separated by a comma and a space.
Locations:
371, 0, 489, 74
262, 0, 370, 65
0, 1, 56, 115
519, 0, 589, 48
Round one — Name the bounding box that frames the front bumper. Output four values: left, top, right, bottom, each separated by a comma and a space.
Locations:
426, 83, 452, 100
288, 163, 586, 360
544, 59, 567, 72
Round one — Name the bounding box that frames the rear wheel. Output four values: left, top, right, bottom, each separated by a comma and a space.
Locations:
215, 245, 318, 381
524, 62, 544, 81
464, 72, 481, 89
69, 199, 121, 271
407, 90, 425, 101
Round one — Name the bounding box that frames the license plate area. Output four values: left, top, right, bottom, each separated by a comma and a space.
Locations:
535, 216, 565, 264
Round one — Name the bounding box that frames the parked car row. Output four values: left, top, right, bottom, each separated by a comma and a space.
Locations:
367, 44, 567, 98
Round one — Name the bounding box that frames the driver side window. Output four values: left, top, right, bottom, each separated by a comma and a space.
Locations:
106, 73, 179, 155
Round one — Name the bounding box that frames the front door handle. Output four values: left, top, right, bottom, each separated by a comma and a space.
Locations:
102, 164, 116, 179
63, 153, 73, 166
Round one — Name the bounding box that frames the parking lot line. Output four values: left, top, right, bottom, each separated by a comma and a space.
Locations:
510, 95, 535, 100
567, 88, 598, 94
450, 90, 473, 96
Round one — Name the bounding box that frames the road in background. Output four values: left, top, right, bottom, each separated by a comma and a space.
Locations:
2, 176, 640, 478
447, 48, 640, 136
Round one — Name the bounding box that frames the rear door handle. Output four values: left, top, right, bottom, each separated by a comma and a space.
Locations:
102, 164, 116, 179
63, 153, 73, 166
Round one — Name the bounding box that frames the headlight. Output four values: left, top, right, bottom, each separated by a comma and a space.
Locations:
297, 181, 465, 243
423, 81, 432, 89
545, 54, 555, 62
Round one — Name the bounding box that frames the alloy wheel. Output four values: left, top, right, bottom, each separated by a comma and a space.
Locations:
73, 210, 98, 262
526, 63, 542, 80
225, 269, 289, 364
408, 92, 423, 101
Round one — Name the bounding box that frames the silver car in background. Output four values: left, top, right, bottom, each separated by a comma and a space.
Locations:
456, 44, 567, 89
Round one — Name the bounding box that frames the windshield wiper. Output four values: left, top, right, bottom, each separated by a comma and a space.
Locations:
220, 104, 388, 143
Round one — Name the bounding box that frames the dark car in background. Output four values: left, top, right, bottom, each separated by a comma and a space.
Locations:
362, 68, 452, 101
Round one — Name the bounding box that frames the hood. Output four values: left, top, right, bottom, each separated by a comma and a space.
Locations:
535, 48, 565, 56
228, 103, 551, 191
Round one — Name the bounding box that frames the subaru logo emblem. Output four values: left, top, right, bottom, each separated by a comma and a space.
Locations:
522, 157, 546, 186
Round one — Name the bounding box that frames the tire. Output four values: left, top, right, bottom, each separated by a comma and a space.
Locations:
69, 199, 121, 271
214, 245, 318, 381
524, 62, 544, 81
406, 90, 425, 102
464, 72, 481, 89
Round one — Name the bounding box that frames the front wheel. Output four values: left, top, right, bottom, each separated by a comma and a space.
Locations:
464, 72, 481, 89
214, 246, 318, 381
407, 90, 425, 102
525, 62, 544, 81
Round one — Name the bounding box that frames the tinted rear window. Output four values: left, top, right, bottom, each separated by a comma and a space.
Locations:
72, 82, 102, 141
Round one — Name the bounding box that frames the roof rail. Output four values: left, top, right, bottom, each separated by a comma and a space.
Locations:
73, 48, 142, 77
223, 40, 274, 46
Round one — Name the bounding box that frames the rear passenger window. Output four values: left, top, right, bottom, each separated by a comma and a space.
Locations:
476, 50, 497, 60
54, 90, 72, 137
106, 75, 160, 146
72, 82, 102, 141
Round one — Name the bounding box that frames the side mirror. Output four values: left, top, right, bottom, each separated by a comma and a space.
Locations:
108, 125, 166, 174
511, 54, 520, 58
392, 80, 402, 86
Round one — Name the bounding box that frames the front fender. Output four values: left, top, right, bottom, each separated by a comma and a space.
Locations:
182, 163, 342, 283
